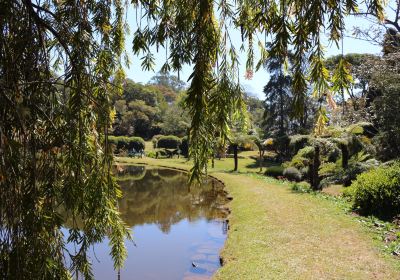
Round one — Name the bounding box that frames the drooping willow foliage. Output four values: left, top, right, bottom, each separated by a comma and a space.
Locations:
0, 0, 385, 278
131, 0, 385, 176
0, 0, 129, 279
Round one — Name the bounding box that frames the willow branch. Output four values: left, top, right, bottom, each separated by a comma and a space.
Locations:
24, 0, 75, 67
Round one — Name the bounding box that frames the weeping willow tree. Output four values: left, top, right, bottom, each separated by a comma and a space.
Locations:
1, 0, 386, 278
0, 0, 130, 279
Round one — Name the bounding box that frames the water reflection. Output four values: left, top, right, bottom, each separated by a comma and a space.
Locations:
66, 165, 229, 280
117, 165, 228, 233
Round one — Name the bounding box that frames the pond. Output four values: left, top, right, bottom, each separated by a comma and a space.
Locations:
64, 165, 229, 279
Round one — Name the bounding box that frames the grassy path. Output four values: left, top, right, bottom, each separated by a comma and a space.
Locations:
118, 157, 400, 279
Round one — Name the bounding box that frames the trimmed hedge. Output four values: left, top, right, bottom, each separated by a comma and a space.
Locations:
108, 136, 145, 152
344, 162, 400, 219
157, 135, 182, 149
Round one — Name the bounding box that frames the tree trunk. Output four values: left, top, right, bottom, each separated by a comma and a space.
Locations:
279, 86, 284, 135
340, 144, 349, 169
233, 144, 238, 171
310, 145, 320, 190
259, 149, 264, 172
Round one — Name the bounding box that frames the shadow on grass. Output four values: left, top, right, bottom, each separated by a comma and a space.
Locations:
245, 160, 282, 170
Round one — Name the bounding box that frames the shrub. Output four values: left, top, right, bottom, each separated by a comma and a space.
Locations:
108, 136, 145, 153
346, 122, 377, 138
339, 154, 380, 186
319, 174, 343, 189
284, 146, 315, 169
179, 136, 189, 157
300, 166, 309, 178
297, 146, 315, 158
157, 135, 182, 149
318, 158, 379, 188
146, 151, 157, 158
291, 181, 312, 193
283, 167, 302, 181
289, 134, 310, 155
288, 156, 309, 169
264, 166, 284, 178
155, 149, 168, 158
319, 162, 338, 178
344, 162, 400, 219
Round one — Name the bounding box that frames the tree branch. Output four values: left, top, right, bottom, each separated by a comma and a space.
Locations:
23, 0, 75, 66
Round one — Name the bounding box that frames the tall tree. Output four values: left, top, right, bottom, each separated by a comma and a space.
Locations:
351, 0, 400, 53
1, 0, 129, 278
148, 71, 186, 92
263, 56, 293, 137
112, 80, 166, 138
263, 55, 315, 138
325, 53, 377, 124
367, 53, 400, 160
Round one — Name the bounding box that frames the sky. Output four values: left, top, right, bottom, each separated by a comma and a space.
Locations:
122, 6, 383, 99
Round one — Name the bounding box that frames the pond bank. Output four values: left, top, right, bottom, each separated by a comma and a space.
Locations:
117, 157, 400, 279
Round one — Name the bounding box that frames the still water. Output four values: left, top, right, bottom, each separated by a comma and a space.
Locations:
66, 165, 229, 280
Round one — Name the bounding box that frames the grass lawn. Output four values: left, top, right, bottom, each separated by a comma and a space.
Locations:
117, 156, 400, 279
144, 140, 155, 152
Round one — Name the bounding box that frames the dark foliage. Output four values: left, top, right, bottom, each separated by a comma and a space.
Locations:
108, 136, 145, 153
156, 135, 182, 149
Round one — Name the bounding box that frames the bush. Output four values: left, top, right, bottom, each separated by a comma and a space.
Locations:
108, 136, 145, 153
157, 135, 182, 149
291, 181, 312, 193
344, 162, 400, 219
284, 146, 315, 170
146, 151, 157, 158
300, 166, 309, 178
289, 135, 310, 155
264, 166, 284, 178
318, 158, 379, 188
283, 167, 302, 181
179, 136, 189, 157
319, 162, 338, 178
155, 149, 168, 158
288, 156, 308, 169
297, 146, 315, 158
346, 122, 377, 138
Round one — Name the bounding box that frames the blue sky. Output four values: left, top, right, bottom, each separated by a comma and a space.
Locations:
123, 7, 383, 99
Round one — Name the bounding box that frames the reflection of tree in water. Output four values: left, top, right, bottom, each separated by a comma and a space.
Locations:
117, 166, 228, 233
114, 165, 147, 181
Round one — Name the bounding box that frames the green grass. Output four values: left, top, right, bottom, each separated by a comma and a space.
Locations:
116, 156, 400, 279
144, 141, 155, 152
